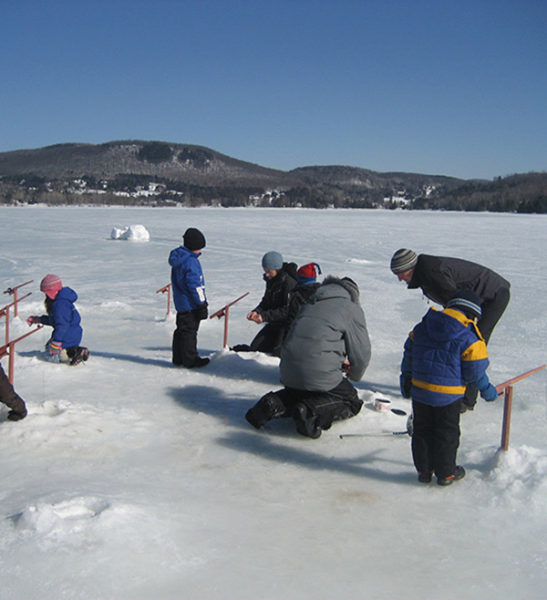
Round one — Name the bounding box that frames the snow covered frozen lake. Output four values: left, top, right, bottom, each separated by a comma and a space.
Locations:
1, 206, 546, 599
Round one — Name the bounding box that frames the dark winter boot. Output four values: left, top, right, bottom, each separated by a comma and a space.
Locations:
418, 471, 432, 483
7, 408, 27, 421
437, 465, 466, 486
230, 344, 252, 352
188, 357, 210, 368
69, 347, 90, 366
245, 392, 286, 429
293, 403, 321, 439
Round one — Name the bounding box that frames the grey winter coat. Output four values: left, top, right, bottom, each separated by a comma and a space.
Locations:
280, 277, 371, 392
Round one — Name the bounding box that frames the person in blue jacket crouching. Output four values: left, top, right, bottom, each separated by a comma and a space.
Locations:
27, 274, 89, 366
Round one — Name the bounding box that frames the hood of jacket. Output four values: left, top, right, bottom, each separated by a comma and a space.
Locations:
56, 286, 78, 303
169, 246, 200, 267
311, 276, 360, 304
422, 307, 478, 343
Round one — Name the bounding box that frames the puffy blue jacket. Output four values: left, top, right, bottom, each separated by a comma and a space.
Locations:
401, 307, 489, 407
169, 246, 207, 312
39, 287, 83, 348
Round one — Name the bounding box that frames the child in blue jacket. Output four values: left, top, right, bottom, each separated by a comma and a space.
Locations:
169, 228, 209, 368
400, 289, 498, 486
27, 274, 89, 366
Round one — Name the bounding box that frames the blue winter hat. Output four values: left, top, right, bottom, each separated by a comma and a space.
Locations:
262, 251, 283, 270
447, 289, 482, 319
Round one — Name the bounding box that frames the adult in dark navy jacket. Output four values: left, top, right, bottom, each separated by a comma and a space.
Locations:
27, 274, 89, 365
391, 249, 510, 410
169, 228, 209, 368
400, 290, 498, 485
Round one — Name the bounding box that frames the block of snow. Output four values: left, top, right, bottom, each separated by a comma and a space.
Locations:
110, 224, 150, 241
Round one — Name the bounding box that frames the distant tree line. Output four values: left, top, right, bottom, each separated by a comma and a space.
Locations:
413, 173, 546, 213
0, 171, 545, 212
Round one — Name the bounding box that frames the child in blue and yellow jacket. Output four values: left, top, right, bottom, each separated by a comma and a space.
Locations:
400, 289, 498, 486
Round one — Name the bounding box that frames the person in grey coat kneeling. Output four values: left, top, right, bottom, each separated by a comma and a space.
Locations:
245, 276, 371, 438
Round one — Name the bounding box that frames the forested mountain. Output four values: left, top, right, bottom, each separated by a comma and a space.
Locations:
0, 140, 544, 212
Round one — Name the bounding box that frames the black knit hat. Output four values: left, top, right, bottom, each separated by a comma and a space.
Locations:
447, 289, 482, 319
183, 227, 206, 251
390, 249, 418, 274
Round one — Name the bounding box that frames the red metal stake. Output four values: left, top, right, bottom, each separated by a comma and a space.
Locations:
3, 280, 33, 318
8, 341, 14, 383
210, 292, 250, 349
4, 305, 9, 347
500, 385, 513, 451
155, 283, 172, 317
1, 292, 32, 346
222, 306, 230, 348
0, 326, 43, 384
495, 364, 545, 452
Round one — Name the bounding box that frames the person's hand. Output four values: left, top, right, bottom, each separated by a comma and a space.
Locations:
26, 316, 39, 326
481, 383, 499, 401
475, 374, 499, 401
342, 361, 350, 374
247, 311, 263, 324
196, 302, 208, 320
400, 374, 412, 398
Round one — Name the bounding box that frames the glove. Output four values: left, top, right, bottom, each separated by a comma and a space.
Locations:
400, 374, 412, 398
196, 302, 208, 320
481, 383, 498, 401
47, 340, 62, 363
475, 374, 498, 402
26, 316, 39, 326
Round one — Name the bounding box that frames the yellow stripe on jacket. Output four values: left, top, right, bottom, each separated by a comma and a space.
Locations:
412, 378, 467, 395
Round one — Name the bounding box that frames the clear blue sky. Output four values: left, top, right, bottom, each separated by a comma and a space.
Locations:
1, 0, 546, 179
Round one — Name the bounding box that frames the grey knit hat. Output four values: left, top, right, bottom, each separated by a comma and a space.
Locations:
262, 251, 283, 270
447, 289, 482, 319
390, 248, 418, 274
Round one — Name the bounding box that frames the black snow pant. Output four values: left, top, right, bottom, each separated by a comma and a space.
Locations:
464, 286, 510, 408
246, 378, 362, 438
411, 398, 461, 479
0, 363, 27, 420
249, 322, 286, 357
172, 310, 201, 367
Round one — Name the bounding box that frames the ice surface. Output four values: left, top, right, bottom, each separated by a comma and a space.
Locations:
1, 206, 545, 599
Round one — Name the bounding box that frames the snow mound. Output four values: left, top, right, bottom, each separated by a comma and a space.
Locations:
488, 445, 547, 507
11, 496, 111, 536
110, 224, 150, 241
